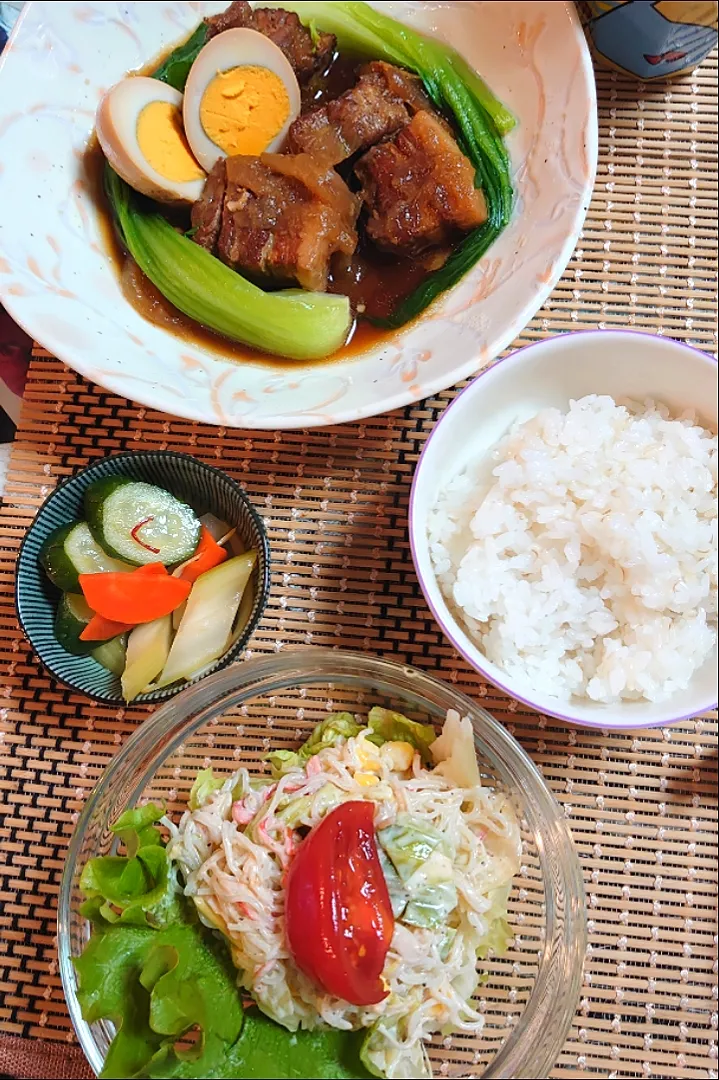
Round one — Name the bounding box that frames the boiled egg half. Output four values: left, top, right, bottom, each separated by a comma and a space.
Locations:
96, 77, 205, 204
183, 28, 301, 173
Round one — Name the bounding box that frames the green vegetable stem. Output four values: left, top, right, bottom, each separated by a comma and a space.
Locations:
105, 1, 514, 348
104, 169, 353, 361
261, 1, 515, 327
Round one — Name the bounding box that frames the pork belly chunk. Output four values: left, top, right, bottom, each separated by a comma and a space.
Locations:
204, 0, 254, 37
287, 61, 432, 166
205, 3, 336, 83
355, 111, 488, 255
191, 160, 228, 251
192, 154, 360, 293
364, 61, 434, 116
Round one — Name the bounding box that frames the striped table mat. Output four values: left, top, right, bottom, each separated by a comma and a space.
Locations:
0, 54, 717, 1080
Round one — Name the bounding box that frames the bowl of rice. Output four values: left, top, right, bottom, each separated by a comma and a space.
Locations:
410, 331, 718, 729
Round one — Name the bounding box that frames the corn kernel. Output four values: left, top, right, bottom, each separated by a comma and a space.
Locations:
381, 741, 415, 772
356, 739, 382, 773
356, 772, 380, 788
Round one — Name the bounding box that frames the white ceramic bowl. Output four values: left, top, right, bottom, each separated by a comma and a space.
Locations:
410, 331, 718, 730
0, 1, 597, 429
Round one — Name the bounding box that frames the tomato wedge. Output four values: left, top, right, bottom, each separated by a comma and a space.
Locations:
79, 565, 190, 625
286, 801, 394, 1007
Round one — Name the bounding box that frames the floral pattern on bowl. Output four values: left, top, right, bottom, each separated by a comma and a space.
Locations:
0, 1, 598, 429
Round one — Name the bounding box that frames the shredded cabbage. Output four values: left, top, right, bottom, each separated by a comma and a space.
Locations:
167, 711, 521, 1079
430, 711, 481, 789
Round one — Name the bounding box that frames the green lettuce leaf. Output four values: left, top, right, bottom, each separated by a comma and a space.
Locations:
113, 805, 165, 857
75, 925, 164, 1078
80, 845, 182, 930
266, 749, 302, 780
76, 924, 373, 1079
189, 769, 226, 812
144, 1012, 373, 1078
268, 713, 362, 777
76, 922, 245, 1080
300, 712, 361, 758
79, 804, 183, 929
140, 931, 245, 1076
366, 708, 436, 764
184, 1009, 374, 1080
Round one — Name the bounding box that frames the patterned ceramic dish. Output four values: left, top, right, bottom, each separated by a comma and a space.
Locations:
15, 450, 271, 704
409, 331, 719, 730
58, 650, 587, 1079
0, 1, 597, 429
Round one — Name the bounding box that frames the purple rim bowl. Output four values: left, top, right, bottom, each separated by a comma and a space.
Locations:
409, 330, 718, 730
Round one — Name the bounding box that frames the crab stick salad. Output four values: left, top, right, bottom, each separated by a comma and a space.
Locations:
167, 707, 521, 1079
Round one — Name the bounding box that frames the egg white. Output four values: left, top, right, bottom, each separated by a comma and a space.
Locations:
96, 77, 205, 205
183, 28, 302, 173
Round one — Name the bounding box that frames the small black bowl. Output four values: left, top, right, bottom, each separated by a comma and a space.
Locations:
16, 451, 271, 705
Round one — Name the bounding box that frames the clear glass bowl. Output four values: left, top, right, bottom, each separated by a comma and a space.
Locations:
58, 650, 586, 1079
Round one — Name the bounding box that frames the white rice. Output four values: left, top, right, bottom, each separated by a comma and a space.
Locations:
428, 395, 718, 703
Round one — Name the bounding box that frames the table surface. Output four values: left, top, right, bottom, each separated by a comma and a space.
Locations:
0, 39, 717, 1080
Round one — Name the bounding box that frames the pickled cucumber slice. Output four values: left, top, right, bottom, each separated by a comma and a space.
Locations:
92, 635, 128, 677
40, 521, 130, 592
84, 478, 201, 566
54, 594, 96, 656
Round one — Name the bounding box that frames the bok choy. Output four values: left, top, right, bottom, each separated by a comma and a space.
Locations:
262, 1, 515, 136
260, 0, 515, 328
105, 170, 353, 361
154, 23, 208, 90
104, 18, 353, 362
104, 0, 514, 344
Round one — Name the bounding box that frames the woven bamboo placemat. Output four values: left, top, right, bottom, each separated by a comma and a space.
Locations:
0, 54, 717, 1080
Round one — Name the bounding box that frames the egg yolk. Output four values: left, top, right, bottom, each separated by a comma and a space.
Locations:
200, 65, 291, 157
137, 101, 204, 183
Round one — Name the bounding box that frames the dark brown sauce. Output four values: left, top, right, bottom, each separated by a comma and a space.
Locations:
302, 51, 361, 110
87, 48, 451, 366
